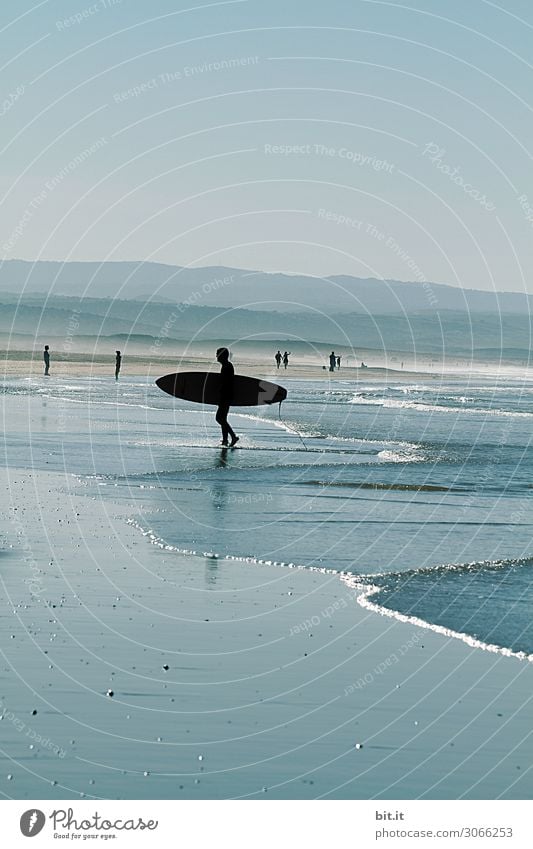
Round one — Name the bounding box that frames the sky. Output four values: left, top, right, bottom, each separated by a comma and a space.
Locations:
1, 0, 533, 293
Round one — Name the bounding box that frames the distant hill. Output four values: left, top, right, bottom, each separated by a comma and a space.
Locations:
0, 259, 530, 315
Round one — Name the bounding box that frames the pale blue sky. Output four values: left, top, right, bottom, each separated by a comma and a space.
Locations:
1, 0, 532, 292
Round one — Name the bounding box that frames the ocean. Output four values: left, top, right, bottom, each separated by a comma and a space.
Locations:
3, 370, 533, 660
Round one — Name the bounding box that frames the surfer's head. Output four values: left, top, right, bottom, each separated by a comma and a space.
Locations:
216, 347, 229, 363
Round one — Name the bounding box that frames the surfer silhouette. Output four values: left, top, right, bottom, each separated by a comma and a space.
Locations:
329, 351, 336, 372
215, 347, 239, 447
275, 350, 282, 369
43, 345, 50, 376
115, 350, 122, 380
283, 351, 290, 369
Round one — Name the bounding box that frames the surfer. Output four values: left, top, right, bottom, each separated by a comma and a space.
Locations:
215, 347, 239, 447
275, 350, 282, 369
283, 351, 290, 369
115, 350, 122, 381
43, 345, 50, 376
329, 351, 336, 372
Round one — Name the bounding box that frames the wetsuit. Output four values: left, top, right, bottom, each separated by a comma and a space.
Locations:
216, 360, 237, 445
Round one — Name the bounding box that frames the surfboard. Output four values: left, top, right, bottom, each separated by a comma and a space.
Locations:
155, 371, 287, 407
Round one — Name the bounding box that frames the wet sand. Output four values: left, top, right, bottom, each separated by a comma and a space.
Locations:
0, 466, 531, 799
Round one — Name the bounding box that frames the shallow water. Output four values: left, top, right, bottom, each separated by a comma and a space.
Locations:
2, 371, 533, 657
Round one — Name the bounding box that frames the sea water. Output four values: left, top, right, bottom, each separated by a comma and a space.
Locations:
2, 370, 533, 658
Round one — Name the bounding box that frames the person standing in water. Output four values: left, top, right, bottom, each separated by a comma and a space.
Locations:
275, 350, 282, 369
215, 347, 239, 447
329, 351, 336, 372
283, 351, 290, 369
43, 345, 50, 376
115, 350, 122, 381
336, 355, 341, 369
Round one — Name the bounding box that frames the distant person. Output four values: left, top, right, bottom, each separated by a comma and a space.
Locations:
115, 350, 122, 380
336, 355, 341, 369
43, 345, 50, 376
361, 361, 367, 368
215, 347, 239, 447
329, 351, 336, 372
275, 350, 282, 369
283, 351, 290, 369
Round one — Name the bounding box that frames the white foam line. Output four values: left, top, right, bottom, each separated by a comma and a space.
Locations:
233, 411, 320, 438
350, 396, 533, 417
127, 519, 533, 663
340, 574, 533, 663
234, 411, 420, 451
377, 449, 424, 464
125, 519, 338, 574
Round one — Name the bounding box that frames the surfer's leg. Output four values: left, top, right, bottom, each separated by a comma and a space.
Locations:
216, 404, 230, 444
226, 416, 238, 446
217, 403, 238, 446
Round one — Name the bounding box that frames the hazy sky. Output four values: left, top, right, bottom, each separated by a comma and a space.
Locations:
1, 0, 533, 292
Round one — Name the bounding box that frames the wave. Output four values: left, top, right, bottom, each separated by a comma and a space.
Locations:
359, 553, 533, 582
345, 555, 533, 661
126, 441, 381, 457
123, 440, 424, 465
340, 573, 533, 663
376, 448, 424, 463
127, 517, 533, 663
125, 518, 339, 574
297, 480, 458, 492
349, 394, 533, 418
235, 410, 421, 452
232, 411, 323, 439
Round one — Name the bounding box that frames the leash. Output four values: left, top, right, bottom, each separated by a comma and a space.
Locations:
278, 401, 308, 451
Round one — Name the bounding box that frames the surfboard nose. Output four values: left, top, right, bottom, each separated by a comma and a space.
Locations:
156, 373, 185, 397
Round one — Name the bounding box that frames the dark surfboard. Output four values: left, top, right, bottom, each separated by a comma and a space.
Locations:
156, 371, 287, 406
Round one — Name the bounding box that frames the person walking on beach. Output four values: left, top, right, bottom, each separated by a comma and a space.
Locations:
275, 350, 282, 369
115, 350, 122, 381
336, 355, 341, 369
329, 351, 336, 372
43, 345, 50, 376
283, 351, 290, 369
215, 347, 239, 447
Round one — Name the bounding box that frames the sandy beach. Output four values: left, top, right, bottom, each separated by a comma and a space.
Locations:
0, 348, 506, 383
1, 379, 532, 800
